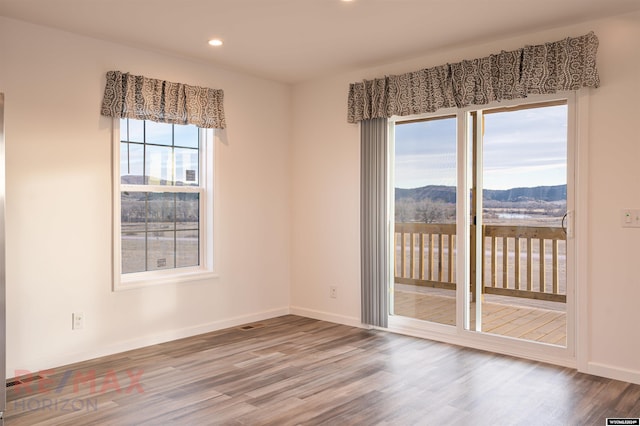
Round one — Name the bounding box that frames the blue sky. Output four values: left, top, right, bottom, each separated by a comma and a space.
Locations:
394, 105, 567, 190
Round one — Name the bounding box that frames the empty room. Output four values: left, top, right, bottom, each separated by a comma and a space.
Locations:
0, 0, 640, 424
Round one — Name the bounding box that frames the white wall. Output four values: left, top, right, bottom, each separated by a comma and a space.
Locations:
0, 17, 292, 375
291, 12, 640, 383
1, 9, 639, 386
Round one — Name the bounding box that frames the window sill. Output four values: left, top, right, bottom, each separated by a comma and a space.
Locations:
114, 268, 219, 291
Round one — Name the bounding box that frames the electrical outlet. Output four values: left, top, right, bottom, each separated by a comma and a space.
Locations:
329, 286, 337, 299
72, 312, 84, 330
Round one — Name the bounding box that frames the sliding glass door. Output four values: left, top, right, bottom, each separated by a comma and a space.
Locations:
466, 101, 569, 347
391, 116, 457, 326
390, 96, 574, 354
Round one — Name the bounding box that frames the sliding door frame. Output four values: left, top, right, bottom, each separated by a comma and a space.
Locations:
388, 91, 587, 369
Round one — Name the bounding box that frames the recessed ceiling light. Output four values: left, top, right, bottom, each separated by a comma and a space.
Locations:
208, 39, 223, 47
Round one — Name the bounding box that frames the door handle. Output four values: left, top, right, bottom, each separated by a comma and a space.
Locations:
562, 211, 574, 239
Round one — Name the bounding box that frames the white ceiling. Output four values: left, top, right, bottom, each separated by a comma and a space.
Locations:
1, 0, 639, 83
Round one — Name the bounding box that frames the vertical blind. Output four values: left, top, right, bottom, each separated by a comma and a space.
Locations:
361, 118, 389, 327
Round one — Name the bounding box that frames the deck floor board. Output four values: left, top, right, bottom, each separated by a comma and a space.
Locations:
394, 288, 567, 345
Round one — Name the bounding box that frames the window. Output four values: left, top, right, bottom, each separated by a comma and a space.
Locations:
113, 118, 216, 289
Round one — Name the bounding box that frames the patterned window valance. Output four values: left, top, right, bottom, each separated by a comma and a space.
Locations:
101, 71, 226, 129
347, 32, 600, 123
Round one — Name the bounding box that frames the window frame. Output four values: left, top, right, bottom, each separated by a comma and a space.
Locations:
112, 118, 217, 291
387, 92, 582, 367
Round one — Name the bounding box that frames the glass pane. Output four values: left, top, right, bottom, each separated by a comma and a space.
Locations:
392, 116, 457, 326
121, 143, 144, 185
129, 119, 144, 142
120, 119, 128, 141
468, 103, 568, 348
120, 142, 129, 179
121, 192, 147, 232
175, 148, 199, 186
122, 232, 146, 273
119, 118, 204, 274
174, 124, 199, 148
147, 231, 175, 271
176, 193, 199, 230
145, 145, 173, 185
482, 105, 567, 227
147, 193, 175, 231
145, 121, 172, 146
176, 230, 199, 268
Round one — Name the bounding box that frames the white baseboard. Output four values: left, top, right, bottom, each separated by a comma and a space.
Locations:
586, 362, 640, 385
8, 307, 290, 377
14, 307, 639, 388
289, 306, 364, 329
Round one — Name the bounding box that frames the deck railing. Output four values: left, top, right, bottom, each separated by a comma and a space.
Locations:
394, 222, 567, 303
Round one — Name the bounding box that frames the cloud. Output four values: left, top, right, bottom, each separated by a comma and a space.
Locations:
394, 104, 568, 190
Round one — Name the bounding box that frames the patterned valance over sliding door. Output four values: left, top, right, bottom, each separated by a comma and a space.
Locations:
348, 32, 599, 123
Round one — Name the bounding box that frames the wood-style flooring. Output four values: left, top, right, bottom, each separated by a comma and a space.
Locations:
5, 315, 640, 425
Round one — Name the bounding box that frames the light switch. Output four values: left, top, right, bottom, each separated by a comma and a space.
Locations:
621, 209, 640, 228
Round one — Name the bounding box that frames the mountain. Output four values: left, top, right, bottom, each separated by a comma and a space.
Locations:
395, 185, 456, 203
395, 184, 566, 203
484, 185, 566, 202
121, 175, 195, 186
121, 175, 146, 185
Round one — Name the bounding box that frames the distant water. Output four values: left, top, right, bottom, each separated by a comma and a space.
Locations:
497, 213, 531, 219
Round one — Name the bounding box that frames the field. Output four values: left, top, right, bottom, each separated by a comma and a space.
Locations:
121, 222, 199, 273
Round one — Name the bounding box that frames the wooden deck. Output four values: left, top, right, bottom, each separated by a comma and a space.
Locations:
394, 285, 566, 346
